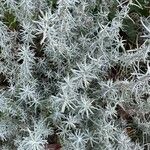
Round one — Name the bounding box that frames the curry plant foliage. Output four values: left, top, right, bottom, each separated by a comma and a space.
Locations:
0, 0, 150, 150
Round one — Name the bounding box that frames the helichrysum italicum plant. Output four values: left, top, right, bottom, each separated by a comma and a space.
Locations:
0, 0, 150, 150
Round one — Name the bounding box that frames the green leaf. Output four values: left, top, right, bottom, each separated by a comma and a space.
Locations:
3, 11, 19, 30
130, 0, 150, 17
122, 18, 138, 44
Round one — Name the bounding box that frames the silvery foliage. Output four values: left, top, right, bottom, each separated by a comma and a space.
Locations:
0, 0, 150, 149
